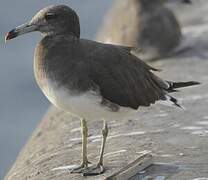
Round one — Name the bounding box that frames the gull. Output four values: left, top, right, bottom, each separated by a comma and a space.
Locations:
5, 4, 199, 176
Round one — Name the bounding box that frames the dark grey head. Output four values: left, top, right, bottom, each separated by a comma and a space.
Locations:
139, 0, 163, 8
139, 0, 192, 6
166, 0, 192, 4
5, 5, 80, 41
182, 0, 192, 4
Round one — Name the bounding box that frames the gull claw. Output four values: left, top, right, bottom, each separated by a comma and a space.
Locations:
70, 161, 90, 174
82, 163, 105, 176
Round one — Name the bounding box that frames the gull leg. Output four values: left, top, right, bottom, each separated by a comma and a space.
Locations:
83, 120, 108, 176
71, 118, 90, 173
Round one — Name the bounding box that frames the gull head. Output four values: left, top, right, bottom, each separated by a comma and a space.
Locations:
5, 5, 80, 42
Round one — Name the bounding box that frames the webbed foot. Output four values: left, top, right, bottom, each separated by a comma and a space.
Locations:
82, 163, 104, 176
70, 161, 91, 173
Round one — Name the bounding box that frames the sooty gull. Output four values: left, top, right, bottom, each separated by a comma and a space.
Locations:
5, 5, 199, 176
97, 0, 185, 61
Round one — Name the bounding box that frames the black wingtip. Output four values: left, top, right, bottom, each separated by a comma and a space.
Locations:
168, 95, 183, 109
189, 81, 201, 85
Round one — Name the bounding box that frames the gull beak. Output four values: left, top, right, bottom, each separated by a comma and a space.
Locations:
5, 23, 37, 42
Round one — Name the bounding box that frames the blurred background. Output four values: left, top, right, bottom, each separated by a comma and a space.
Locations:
0, 0, 112, 178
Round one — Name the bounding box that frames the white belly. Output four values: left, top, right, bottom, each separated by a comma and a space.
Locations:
40, 79, 136, 121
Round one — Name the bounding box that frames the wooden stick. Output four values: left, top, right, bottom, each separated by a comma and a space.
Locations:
106, 154, 153, 180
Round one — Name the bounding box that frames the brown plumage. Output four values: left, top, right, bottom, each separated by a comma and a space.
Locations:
97, 0, 183, 61
5, 5, 199, 176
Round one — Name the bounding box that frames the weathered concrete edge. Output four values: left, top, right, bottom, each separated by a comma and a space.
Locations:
4, 107, 55, 180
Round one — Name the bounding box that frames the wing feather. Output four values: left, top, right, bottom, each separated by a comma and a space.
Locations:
87, 43, 165, 109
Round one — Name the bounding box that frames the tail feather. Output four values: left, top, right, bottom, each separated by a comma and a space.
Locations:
166, 81, 200, 92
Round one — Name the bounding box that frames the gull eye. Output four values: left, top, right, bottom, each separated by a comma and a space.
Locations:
45, 13, 58, 21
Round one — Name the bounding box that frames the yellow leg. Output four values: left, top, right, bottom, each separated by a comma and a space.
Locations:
71, 118, 89, 173
98, 120, 108, 166
83, 120, 108, 176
